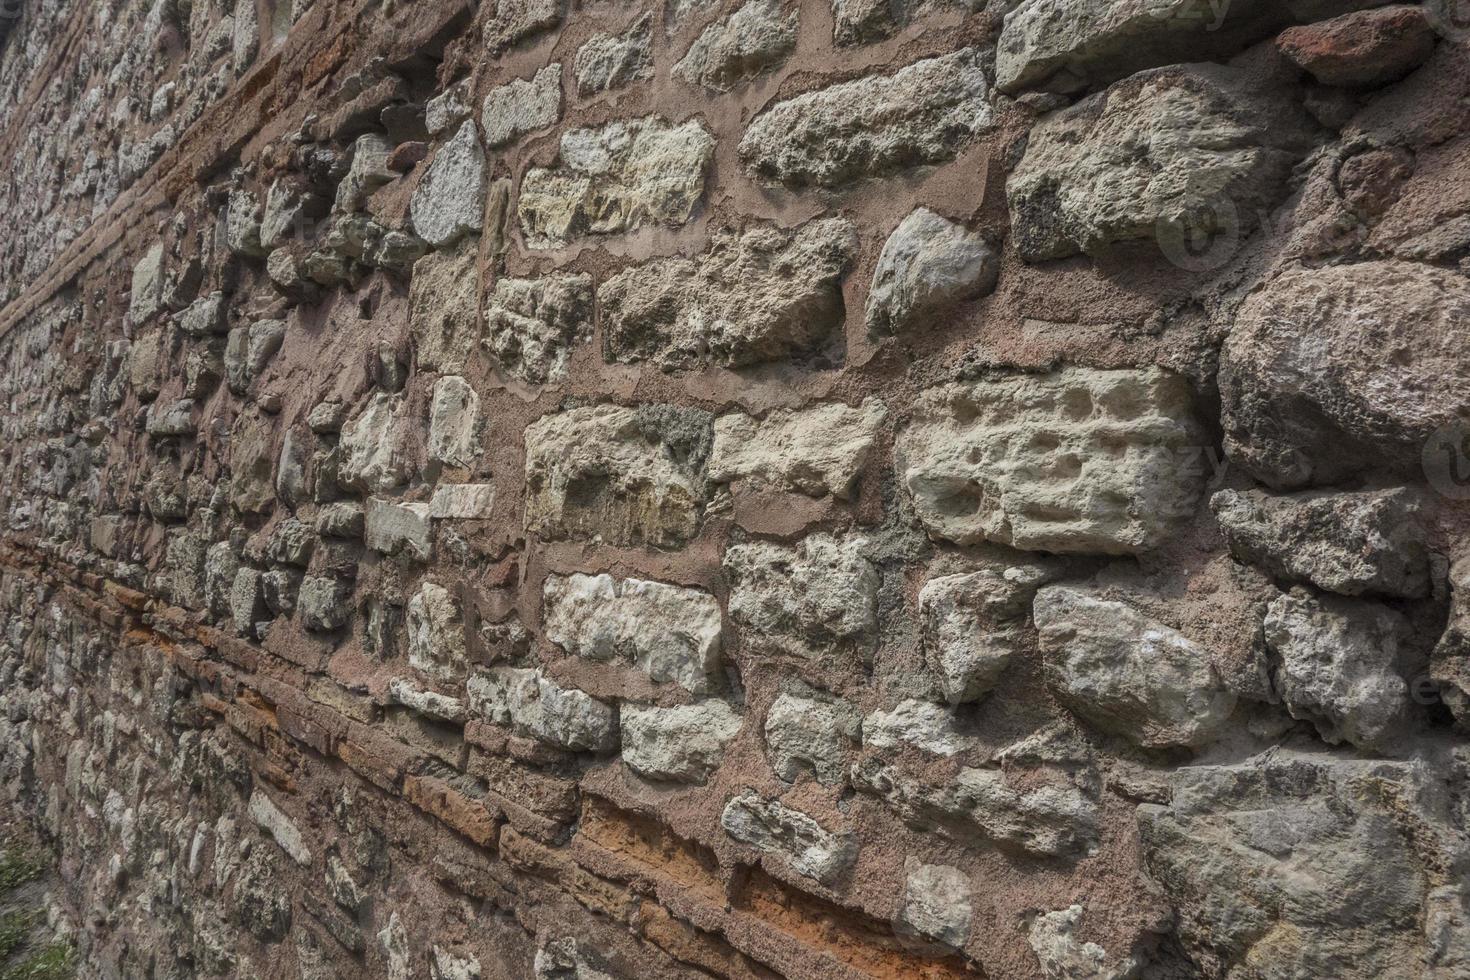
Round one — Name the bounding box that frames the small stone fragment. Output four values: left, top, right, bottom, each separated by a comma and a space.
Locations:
469, 668, 618, 752
720, 791, 856, 884
339, 394, 413, 493
299, 575, 354, 631
364, 499, 432, 560
410, 244, 482, 374
1029, 905, 1139, 980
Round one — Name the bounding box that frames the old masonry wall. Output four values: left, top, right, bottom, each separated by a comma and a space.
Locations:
4, 0, 1470, 976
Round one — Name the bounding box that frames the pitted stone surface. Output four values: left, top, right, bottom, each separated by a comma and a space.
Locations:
708, 398, 885, 499
481, 65, 563, 148
483, 273, 593, 385
674, 0, 798, 92
573, 14, 654, 96
898, 368, 1206, 554
725, 533, 879, 661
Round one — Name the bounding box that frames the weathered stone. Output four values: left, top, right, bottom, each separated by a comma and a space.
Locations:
225, 318, 286, 394
573, 14, 653, 95
146, 398, 196, 437
1032, 585, 1237, 749
863, 699, 974, 757
389, 678, 467, 724
708, 398, 884, 499
1137, 749, 1468, 978
720, 791, 856, 884
248, 790, 312, 866
543, 573, 723, 693
600, 217, 856, 371
339, 394, 413, 493
236, 848, 290, 941
739, 48, 991, 188
764, 692, 860, 785
1219, 262, 1470, 488
129, 244, 166, 323
428, 484, 497, 520
523, 404, 711, 548
898, 368, 1205, 554
851, 758, 1099, 857
261, 567, 304, 617
725, 533, 879, 661
204, 542, 241, 621
430, 947, 482, 980
1278, 5, 1435, 89
229, 413, 277, 514
468, 668, 618, 752
334, 135, 394, 213
1211, 487, 1430, 599
226, 188, 266, 257
411, 121, 486, 248
1263, 590, 1412, 752
364, 498, 432, 560
920, 559, 1060, 704
176, 292, 228, 336
428, 376, 479, 469
409, 244, 482, 374
897, 862, 972, 950
262, 181, 318, 248
518, 116, 714, 248
674, 0, 797, 92
128, 329, 165, 401
865, 208, 999, 336
1029, 905, 1139, 980
1006, 64, 1314, 261
407, 582, 467, 684
619, 701, 743, 784
483, 0, 562, 54
483, 273, 593, 385
299, 576, 353, 631
1432, 557, 1470, 729
481, 64, 563, 148
316, 502, 364, 539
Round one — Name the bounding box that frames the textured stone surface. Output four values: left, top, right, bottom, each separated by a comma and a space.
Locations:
339, 394, 413, 493
482, 273, 593, 385
674, 0, 798, 92
764, 692, 860, 785
410, 244, 482, 374
863, 699, 975, 757
1264, 590, 1412, 752
740, 48, 992, 188
1007, 64, 1315, 261
1278, 5, 1435, 89
1033, 585, 1237, 749
523, 404, 711, 548
408, 582, 468, 684
1029, 905, 1139, 980
898, 368, 1206, 554
600, 217, 856, 370
721, 791, 856, 884
1212, 487, 1430, 599
573, 14, 653, 96
619, 700, 743, 783
725, 533, 879, 661
481, 64, 563, 149
1220, 262, 1470, 488
518, 116, 714, 248
866, 208, 999, 336
897, 862, 972, 949
469, 668, 618, 752
543, 572, 723, 693
708, 398, 885, 499
410, 121, 486, 248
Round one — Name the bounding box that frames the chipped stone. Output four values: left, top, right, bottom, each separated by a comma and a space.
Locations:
481, 64, 563, 148
866, 208, 999, 336
619, 701, 743, 784
720, 791, 856, 884
483, 273, 593, 385
709, 398, 884, 499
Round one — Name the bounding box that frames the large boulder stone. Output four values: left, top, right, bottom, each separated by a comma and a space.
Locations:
1263, 590, 1413, 752
897, 367, 1205, 554
724, 533, 879, 661
1220, 261, 1470, 488
619, 701, 743, 784
1032, 585, 1237, 750
739, 48, 992, 189
1211, 487, 1430, 599
518, 116, 714, 248
481, 64, 563, 148
600, 217, 856, 371
865, 208, 999, 337
1137, 749, 1470, 978
708, 398, 885, 500
1006, 64, 1315, 261
674, 0, 798, 92
522, 404, 711, 548
542, 572, 724, 694
410, 121, 486, 248
483, 273, 593, 385
720, 791, 856, 884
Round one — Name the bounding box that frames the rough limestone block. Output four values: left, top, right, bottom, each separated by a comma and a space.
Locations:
600, 217, 856, 371
1028, 905, 1139, 980
739, 48, 992, 188
897, 367, 1205, 555
339, 394, 413, 493
1211, 487, 1430, 599
468, 667, 618, 752
483, 273, 593, 385
248, 790, 312, 866
334, 135, 395, 213
428, 376, 480, 469
518, 116, 714, 248
619, 700, 743, 784
483, 0, 563, 52
720, 791, 856, 884
298, 576, 353, 631
543, 572, 724, 693
364, 499, 432, 561
410, 244, 482, 374
1432, 557, 1470, 730
1032, 585, 1237, 749
724, 533, 879, 661
523, 404, 711, 548
129, 244, 166, 323
407, 582, 467, 684
708, 399, 885, 499
1263, 590, 1412, 752
674, 0, 797, 92
763, 692, 860, 785
1220, 261, 1470, 488
1007, 64, 1315, 261
428, 484, 496, 520
481, 64, 563, 148
573, 13, 653, 95
865, 208, 999, 336
896, 862, 972, 950
862, 699, 975, 757
411, 121, 486, 248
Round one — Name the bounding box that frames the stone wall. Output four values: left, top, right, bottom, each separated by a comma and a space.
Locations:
2, 0, 1470, 976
